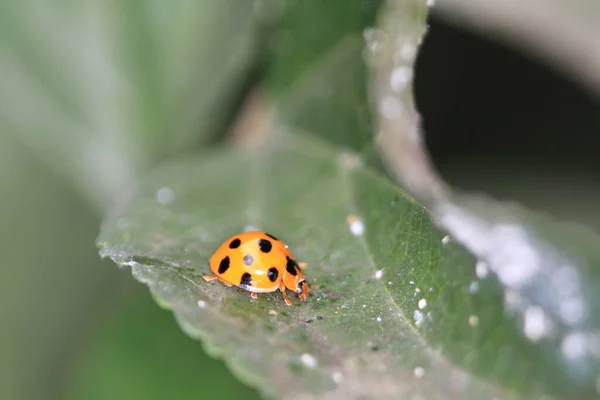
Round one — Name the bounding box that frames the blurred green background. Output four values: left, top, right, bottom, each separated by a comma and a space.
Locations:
2, 1, 599, 400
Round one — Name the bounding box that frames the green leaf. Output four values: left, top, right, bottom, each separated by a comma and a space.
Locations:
68, 282, 260, 400
266, 0, 384, 152
366, 1, 600, 399
0, 0, 257, 210
98, 130, 508, 400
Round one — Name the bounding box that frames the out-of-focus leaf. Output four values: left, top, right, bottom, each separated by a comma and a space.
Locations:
67, 282, 260, 400
266, 0, 383, 152
0, 0, 257, 211
0, 134, 121, 400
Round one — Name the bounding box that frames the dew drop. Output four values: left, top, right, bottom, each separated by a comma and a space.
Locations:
374, 269, 384, 279
197, 300, 207, 309
418, 299, 427, 309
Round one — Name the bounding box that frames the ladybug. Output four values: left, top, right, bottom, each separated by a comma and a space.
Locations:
203, 231, 309, 305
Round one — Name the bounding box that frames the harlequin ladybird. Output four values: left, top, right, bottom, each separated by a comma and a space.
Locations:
203, 231, 309, 305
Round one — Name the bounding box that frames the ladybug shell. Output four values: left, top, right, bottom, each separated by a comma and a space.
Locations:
208, 231, 294, 293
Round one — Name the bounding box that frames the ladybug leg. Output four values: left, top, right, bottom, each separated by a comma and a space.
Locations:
250, 292, 258, 300
279, 281, 293, 306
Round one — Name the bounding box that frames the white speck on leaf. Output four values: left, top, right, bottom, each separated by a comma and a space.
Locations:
394, 42, 416, 63
468, 281, 480, 293
374, 269, 384, 279
552, 265, 580, 297
426, 0, 435, 7
561, 332, 588, 360
363, 27, 377, 42
379, 96, 403, 119
156, 187, 175, 205
347, 215, 365, 236
504, 289, 524, 314
376, 316, 382, 322
559, 297, 587, 325
300, 353, 318, 369
340, 152, 362, 170
438, 204, 542, 289
390, 66, 413, 92
244, 225, 259, 232
468, 315, 479, 327
414, 367, 425, 378
523, 306, 552, 342
475, 260, 489, 278
409, 280, 414, 285
441, 235, 450, 245
418, 299, 427, 309
332, 371, 344, 384
414, 310, 425, 327
197, 300, 207, 309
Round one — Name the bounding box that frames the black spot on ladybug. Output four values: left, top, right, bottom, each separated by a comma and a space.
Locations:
267, 267, 279, 282
229, 238, 241, 249
265, 233, 279, 241
258, 239, 272, 253
240, 272, 252, 286
243, 254, 254, 266
286, 257, 298, 276
218, 256, 230, 274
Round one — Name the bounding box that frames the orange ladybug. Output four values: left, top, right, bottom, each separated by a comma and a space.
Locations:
203, 231, 309, 305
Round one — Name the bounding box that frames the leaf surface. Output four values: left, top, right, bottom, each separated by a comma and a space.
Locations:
98, 130, 506, 400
